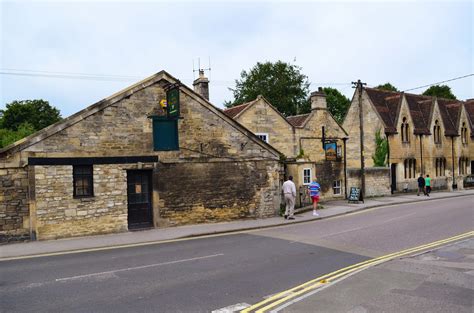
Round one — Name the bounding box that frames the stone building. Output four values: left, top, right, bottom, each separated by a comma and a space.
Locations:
343, 86, 473, 193
224, 90, 349, 204
0, 70, 282, 241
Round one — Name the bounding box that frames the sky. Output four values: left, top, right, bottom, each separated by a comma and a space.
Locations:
1, 0, 473, 118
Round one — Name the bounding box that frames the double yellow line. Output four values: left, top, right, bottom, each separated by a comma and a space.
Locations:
242, 231, 474, 313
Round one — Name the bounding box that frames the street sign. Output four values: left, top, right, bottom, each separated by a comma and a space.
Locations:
348, 187, 361, 203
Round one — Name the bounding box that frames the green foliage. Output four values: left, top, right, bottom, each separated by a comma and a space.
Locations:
322, 87, 351, 124
0, 99, 61, 148
372, 129, 388, 167
0, 122, 35, 148
296, 148, 305, 159
422, 85, 457, 100
375, 83, 399, 92
1, 99, 61, 131
226, 61, 310, 116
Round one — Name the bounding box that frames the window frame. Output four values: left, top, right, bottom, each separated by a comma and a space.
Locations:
401, 117, 410, 143
302, 168, 312, 185
255, 133, 269, 144
333, 180, 341, 195
73, 165, 94, 198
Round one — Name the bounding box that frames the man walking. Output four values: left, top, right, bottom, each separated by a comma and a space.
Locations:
308, 178, 321, 216
417, 173, 425, 196
282, 176, 296, 220
425, 174, 432, 196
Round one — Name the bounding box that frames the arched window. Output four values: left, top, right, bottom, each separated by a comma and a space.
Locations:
404, 158, 416, 179
433, 120, 441, 144
461, 122, 468, 144
401, 117, 409, 143
459, 157, 468, 175
435, 158, 446, 177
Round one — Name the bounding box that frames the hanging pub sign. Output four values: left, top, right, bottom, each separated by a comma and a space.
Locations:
324, 141, 337, 161
166, 86, 180, 118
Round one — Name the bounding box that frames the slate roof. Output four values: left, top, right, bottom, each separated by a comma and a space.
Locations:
365, 88, 468, 137
286, 113, 311, 127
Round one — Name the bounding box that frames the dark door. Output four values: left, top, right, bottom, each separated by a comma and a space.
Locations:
127, 170, 153, 229
391, 163, 397, 194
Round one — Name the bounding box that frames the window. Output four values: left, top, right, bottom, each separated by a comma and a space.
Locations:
435, 158, 446, 177
336, 145, 342, 160
303, 168, 312, 185
333, 180, 341, 195
153, 118, 179, 151
73, 165, 93, 198
461, 122, 468, 144
255, 133, 269, 143
404, 158, 416, 179
459, 157, 468, 175
433, 120, 441, 145
401, 117, 410, 143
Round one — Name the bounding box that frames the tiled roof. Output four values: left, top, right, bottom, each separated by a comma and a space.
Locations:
404, 94, 433, 135
286, 113, 311, 127
437, 99, 460, 136
465, 100, 474, 137
365, 88, 467, 137
223, 101, 255, 118
365, 88, 401, 134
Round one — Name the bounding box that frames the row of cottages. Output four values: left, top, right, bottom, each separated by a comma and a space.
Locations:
343, 86, 474, 193
0, 70, 283, 241
224, 90, 350, 205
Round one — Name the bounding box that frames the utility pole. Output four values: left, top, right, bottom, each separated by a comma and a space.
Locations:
352, 79, 367, 200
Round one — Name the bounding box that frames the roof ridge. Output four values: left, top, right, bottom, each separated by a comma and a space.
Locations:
223, 100, 255, 111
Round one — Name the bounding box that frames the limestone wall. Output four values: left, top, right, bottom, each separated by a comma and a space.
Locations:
34, 165, 128, 240
235, 97, 296, 157
0, 164, 29, 241
347, 167, 390, 197
156, 160, 281, 225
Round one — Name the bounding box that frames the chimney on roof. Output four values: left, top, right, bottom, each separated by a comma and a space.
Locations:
193, 70, 209, 101
310, 87, 327, 110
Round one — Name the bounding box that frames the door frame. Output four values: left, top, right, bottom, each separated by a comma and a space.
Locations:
127, 169, 153, 229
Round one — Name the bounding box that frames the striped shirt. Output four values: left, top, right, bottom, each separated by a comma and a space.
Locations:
308, 182, 321, 197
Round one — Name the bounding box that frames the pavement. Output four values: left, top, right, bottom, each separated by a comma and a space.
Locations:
1, 188, 473, 260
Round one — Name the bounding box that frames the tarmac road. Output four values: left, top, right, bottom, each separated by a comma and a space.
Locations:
1, 196, 472, 313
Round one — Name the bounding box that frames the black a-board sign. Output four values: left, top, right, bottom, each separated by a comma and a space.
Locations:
348, 187, 363, 203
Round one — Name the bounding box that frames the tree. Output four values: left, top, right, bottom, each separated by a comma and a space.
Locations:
322, 87, 351, 124
372, 129, 388, 167
0, 122, 35, 148
375, 83, 399, 92
1, 99, 61, 131
226, 61, 310, 116
422, 85, 457, 100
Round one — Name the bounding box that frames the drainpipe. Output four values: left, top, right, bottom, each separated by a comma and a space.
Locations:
343, 138, 348, 199
451, 136, 456, 189
386, 132, 392, 194
419, 134, 423, 175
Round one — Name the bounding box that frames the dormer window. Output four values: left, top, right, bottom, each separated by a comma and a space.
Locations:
461, 122, 468, 144
433, 120, 441, 145
401, 117, 409, 143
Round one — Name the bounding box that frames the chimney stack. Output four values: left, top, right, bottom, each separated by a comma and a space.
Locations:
310, 87, 327, 110
193, 70, 209, 101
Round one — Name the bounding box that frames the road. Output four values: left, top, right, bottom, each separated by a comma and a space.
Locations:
1, 196, 473, 313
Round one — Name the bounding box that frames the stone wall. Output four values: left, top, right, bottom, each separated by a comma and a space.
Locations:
0, 165, 29, 241
156, 160, 281, 225
343, 90, 385, 168
34, 165, 128, 240
347, 167, 390, 197
235, 97, 296, 157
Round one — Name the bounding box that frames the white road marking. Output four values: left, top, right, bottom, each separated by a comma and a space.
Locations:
212, 303, 251, 313
55, 253, 224, 282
